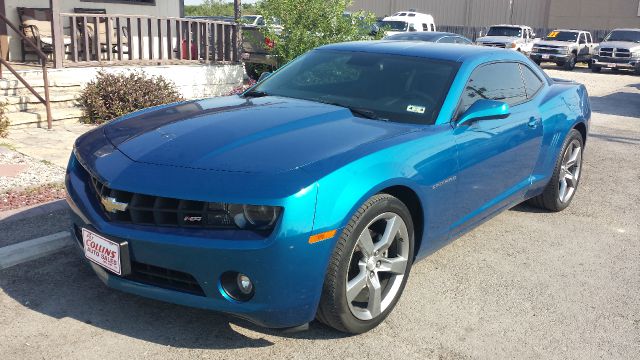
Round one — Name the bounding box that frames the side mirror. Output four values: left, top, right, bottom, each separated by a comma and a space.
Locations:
409, 24, 417, 32
258, 71, 272, 82
457, 99, 510, 126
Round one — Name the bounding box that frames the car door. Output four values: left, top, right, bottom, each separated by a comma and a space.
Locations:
450, 62, 543, 235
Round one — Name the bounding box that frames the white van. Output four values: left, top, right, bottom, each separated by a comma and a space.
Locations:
378, 11, 436, 36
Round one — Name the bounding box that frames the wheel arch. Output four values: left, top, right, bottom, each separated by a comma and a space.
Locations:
573, 121, 587, 145
379, 185, 425, 259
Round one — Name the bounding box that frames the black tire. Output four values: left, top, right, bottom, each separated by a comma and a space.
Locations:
533, 59, 541, 66
563, 54, 577, 70
634, 66, 640, 76
555, 62, 564, 67
528, 129, 584, 212
316, 194, 415, 334
591, 65, 601, 73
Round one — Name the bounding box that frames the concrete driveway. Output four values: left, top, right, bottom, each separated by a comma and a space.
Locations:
0, 67, 638, 360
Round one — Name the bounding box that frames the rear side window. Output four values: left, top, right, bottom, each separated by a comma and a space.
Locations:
422, 23, 429, 31
519, 64, 544, 99
459, 62, 527, 113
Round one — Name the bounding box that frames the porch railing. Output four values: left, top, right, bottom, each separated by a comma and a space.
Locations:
57, 13, 240, 67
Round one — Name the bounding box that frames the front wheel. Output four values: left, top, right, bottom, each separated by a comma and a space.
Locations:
529, 129, 584, 212
591, 64, 601, 73
563, 54, 577, 70
316, 194, 415, 334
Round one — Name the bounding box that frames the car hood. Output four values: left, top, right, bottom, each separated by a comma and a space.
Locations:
535, 40, 574, 47
103, 96, 416, 174
477, 36, 520, 43
598, 41, 640, 51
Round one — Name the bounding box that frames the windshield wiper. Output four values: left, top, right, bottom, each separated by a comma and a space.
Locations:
317, 100, 387, 121
242, 90, 269, 98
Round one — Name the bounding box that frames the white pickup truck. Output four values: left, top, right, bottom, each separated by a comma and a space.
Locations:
476, 25, 536, 53
529, 30, 596, 70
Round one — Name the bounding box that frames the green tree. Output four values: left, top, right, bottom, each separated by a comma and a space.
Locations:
257, 0, 380, 66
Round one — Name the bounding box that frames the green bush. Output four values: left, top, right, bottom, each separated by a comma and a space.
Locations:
0, 101, 8, 138
78, 70, 184, 124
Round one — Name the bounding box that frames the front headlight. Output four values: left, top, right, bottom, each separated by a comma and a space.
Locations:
632, 52, 640, 59
226, 203, 283, 231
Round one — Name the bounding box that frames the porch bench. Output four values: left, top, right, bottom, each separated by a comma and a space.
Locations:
17, 7, 71, 63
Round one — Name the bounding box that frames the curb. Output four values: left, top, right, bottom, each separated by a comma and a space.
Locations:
0, 199, 69, 223
0, 231, 72, 270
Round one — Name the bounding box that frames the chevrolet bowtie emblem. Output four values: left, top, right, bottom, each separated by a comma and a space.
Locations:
101, 196, 129, 213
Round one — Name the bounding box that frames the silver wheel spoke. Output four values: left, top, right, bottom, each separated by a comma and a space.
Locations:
346, 270, 368, 302
358, 229, 375, 257
564, 171, 577, 187
566, 146, 581, 168
366, 273, 382, 318
378, 256, 408, 275
375, 215, 401, 253
559, 178, 568, 202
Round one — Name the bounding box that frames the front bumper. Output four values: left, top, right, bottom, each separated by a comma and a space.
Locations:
530, 52, 571, 62
592, 57, 640, 70
65, 146, 333, 329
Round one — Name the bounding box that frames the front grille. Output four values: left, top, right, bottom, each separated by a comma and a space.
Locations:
533, 46, 564, 54
126, 262, 206, 296
91, 177, 236, 229
481, 42, 506, 48
599, 48, 631, 58
615, 49, 631, 58
599, 47, 614, 57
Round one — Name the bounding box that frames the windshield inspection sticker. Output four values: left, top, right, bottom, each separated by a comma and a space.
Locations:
407, 105, 426, 114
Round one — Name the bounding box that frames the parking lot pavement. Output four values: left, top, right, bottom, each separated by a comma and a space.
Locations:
0, 69, 638, 360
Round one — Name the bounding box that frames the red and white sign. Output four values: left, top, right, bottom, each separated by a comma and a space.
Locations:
82, 228, 122, 275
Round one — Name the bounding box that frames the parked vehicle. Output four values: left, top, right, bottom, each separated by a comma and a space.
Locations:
384, 31, 472, 44
530, 30, 595, 70
377, 11, 436, 36
591, 28, 640, 75
476, 24, 537, 53
67, 42, 590, 334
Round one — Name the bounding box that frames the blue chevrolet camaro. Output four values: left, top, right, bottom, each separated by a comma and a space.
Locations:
66, 41, 590, 334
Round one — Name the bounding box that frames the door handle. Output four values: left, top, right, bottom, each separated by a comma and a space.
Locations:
528, 117, 540, 129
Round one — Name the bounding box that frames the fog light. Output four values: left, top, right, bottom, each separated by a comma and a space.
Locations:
237, 273, 253, 295
219, 271, 255, 302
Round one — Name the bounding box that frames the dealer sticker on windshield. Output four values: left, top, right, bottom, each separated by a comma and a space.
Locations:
407, 105, 426, 114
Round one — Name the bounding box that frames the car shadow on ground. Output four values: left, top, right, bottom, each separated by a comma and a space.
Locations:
589, 89, 640, 118
0, 248, 348, 350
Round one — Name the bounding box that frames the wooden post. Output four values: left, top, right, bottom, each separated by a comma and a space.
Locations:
50, 0, 63, 68
234, 0, 242, 63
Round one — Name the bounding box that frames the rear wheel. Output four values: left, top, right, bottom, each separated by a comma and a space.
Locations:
529, 129, 584, 212
317, 194, 414, 334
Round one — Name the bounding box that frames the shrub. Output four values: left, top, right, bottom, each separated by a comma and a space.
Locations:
0, 101, 8, 138
78, 70, 184, 124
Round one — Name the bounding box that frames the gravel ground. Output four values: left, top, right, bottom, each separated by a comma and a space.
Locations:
0, 66, 638, 360
0, 147, 65, 193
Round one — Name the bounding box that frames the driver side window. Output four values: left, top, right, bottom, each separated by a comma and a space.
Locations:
459, 62, 527, 114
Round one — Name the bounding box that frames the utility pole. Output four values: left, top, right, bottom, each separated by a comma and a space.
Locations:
234, 0, 242, 63
508, 0, 515, 24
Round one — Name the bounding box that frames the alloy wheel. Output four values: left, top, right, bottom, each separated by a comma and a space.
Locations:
345, 212, 410, 321
558, 139, 582, 203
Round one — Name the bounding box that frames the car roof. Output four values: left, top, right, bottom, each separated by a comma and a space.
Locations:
317, 41, 515, 62
491, 24, 530, 29
611, 28, 640, 32
385, 32, 461, 40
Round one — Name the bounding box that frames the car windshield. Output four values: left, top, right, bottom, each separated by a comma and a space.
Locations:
379, 21, 408, 31
248, 50, 459, 125
544, 31, 579, 42
604, 30, 640, 43
487, 26, 522, 37
241, 16, 259, 24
